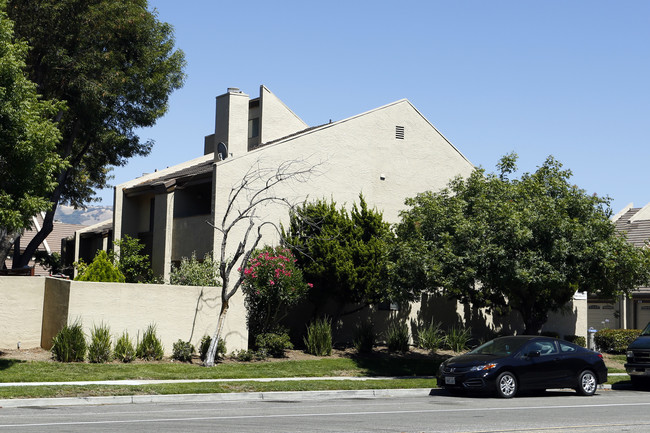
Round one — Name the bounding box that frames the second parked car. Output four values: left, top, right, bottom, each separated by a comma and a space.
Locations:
437, 335, 607, 398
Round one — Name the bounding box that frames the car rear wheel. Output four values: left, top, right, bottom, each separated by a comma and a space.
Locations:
576, 370, 597, 396
496, 372, 517, 398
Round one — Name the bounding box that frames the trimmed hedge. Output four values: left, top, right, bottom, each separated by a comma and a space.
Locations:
594, 328, 641, 354
564, 334, 586, 348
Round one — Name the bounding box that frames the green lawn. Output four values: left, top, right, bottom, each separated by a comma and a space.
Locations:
0, 352, 629, 400
0, 354, 440, 399
0, 356, 439, 383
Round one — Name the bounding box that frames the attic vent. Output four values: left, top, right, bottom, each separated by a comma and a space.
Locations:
395, 126, 405, 140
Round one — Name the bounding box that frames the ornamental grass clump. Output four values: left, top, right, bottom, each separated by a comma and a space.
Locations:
445, 326, 472, 352
51, 319, 87, 362
304, 317, 332, 356
88, 322, 112, 363
353, 321, 375, 354
417, 321, 445, 352
114, 331, 136, 363
386, 321, 410, 353
136, 324, 164, 361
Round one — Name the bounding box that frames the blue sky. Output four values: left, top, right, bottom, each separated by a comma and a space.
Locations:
96, 1, 650, 214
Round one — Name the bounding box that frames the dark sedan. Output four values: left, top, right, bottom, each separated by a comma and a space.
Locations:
437, 335, 607, 398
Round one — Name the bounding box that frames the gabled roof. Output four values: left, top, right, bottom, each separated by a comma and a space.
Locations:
613, 203, 650, 247
19, 214, 86, 255
124, 158, 213, 194
75, 219, 113, 237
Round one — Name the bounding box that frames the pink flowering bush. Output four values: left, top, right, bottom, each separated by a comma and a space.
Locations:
242, 246, 310, 338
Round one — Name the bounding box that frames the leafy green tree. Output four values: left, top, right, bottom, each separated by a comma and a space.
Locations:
242, 245, 309, 337
75, 250, 125, 282
0, 1, 64, 266
283, 195, 394, 315
112, 235, 153, 283
395, 154, 650, 334
169, 253, 219, 287
34, 251, 64, 275
5, 0, 186, 268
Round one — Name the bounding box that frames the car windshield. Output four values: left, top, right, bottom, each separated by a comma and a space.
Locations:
641, 322, 650, 336
469, 338, 528, 356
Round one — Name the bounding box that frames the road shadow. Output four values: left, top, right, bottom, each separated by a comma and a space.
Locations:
430, 388, 594, 399
612, 380, 650, 392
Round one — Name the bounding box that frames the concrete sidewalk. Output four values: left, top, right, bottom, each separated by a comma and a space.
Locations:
0, 375, 434, 387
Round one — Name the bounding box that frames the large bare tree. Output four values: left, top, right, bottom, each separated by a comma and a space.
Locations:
203, 158, 319, 366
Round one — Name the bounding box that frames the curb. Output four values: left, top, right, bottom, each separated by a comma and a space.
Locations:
0, 376, 436, 388
0, 388, 433, 408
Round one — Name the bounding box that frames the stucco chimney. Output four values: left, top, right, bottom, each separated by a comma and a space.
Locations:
214, 88, 249, 159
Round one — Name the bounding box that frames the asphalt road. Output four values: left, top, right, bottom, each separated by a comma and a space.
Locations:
1, 388, 650, 432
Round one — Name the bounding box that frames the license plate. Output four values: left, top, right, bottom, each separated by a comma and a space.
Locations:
445, 376, 455, 385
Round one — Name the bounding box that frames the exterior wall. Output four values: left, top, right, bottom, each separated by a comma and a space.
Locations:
3, 277, 247, 353
0, 277, 46, 348
172, 215, 213, 261
259, 85, 308, 143
289, 292, 588, 347
212, 99, 474, 259
543, 297, 588, 339
64, 280, 247, 354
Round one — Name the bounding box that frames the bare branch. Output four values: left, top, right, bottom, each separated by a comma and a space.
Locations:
203, 157, 321, 365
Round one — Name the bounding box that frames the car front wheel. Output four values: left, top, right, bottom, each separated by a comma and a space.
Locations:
576, 370, 597, 396
496, 372, 517, 398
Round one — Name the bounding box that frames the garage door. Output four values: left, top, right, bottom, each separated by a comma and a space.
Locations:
588, 303, 617, 330
636, 302, 650, 330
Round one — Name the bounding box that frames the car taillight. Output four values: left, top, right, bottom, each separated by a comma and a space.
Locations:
597, 353, 603, 359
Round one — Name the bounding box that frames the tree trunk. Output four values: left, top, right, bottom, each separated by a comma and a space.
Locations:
0, 228, 21, 267
204, 300, 229, 367
522, 310, 549, 335
14, 205, 56, 268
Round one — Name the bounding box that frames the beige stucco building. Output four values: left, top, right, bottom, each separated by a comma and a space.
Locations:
588, 203, 650, 331
106, 86, 475, 282
71, 85, 476, 350
0, 86, 593, 353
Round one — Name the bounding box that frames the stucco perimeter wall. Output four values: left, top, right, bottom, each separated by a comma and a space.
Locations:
0, 276, 46, 348
324, 295, 588, 347
42, 279, 247, 354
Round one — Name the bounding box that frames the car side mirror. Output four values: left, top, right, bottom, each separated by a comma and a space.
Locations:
527, 351, 541, 358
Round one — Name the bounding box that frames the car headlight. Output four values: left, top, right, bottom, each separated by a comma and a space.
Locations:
470, 363, 497, 372
627, 351, 634, 358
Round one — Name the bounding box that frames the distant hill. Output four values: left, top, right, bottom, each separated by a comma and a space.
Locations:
54, 204, 113, 226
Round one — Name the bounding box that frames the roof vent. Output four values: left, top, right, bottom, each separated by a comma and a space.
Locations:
396, 126, 405, 140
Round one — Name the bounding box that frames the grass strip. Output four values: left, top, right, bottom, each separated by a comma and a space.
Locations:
0, 378, 435, 400
0, 357, 440, 383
